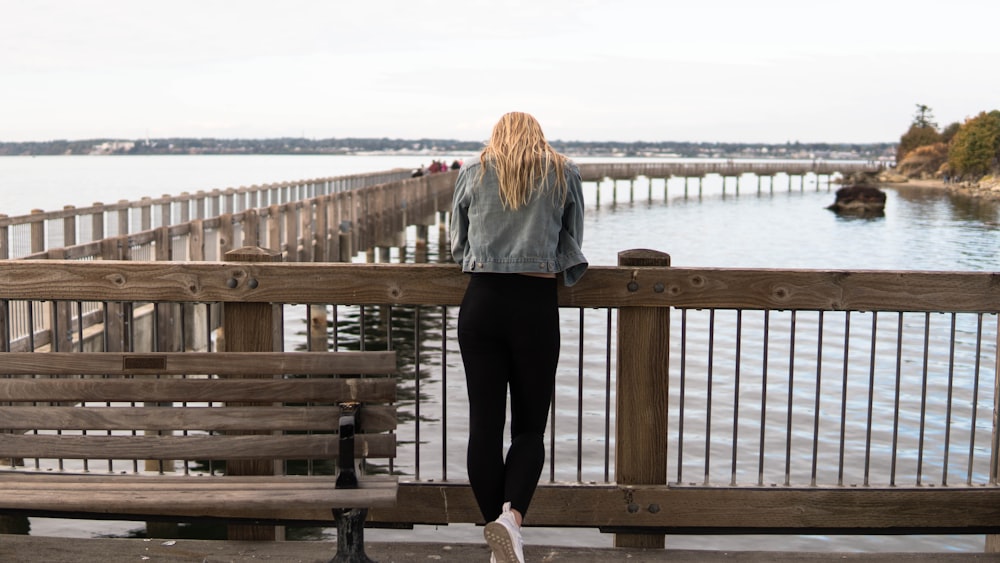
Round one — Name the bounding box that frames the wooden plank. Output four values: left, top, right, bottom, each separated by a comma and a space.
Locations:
0, 351, 397, 376
2, 260, 1000, 311
0, 378, 397, 403
0, 474, 399, 487
0, 433, 395, 460
366, 483, 1000, 532
0, 475, 398, 520
0, 405, 397, 433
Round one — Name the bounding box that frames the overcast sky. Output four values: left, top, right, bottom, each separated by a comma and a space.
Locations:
2, 0, 997, 144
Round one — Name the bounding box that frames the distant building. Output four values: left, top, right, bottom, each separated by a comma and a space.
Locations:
91, 141, 136, 155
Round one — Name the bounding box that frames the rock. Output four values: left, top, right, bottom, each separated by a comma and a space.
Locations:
827, 185, 887, 215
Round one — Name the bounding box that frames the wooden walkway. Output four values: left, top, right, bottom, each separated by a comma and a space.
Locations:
2, 535, 997, 563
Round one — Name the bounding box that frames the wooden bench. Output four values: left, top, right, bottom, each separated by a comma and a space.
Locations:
0, 351, 398, 563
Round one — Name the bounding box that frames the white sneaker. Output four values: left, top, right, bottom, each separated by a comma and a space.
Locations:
484, 502, 524, 563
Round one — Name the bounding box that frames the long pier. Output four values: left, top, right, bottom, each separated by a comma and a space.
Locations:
0, 160, 878, 261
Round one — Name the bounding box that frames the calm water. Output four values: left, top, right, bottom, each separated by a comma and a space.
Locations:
3, 155, 1000, 552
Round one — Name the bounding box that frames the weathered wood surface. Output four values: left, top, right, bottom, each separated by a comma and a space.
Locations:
0, 475, 398, 520
0, 351, 397, 376
615, 250, 671, 548
0, 405, 397, 432
0, 377, 397, 403
0, 433, 395, 460
6, 476, 995, 530
369, 483, 1000, 533
2, 260, 999, 311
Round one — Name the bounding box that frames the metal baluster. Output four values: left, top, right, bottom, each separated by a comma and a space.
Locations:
811, 310, 824, 487
757, 311, 770, 486
942, 313, 957, 486
837, 311, 851, 486
704, 309, 715, 485
730, 309, 742, 486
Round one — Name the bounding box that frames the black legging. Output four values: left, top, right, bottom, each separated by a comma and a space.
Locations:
458, 273, 560, 521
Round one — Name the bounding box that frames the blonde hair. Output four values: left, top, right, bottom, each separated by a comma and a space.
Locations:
479, 112, 569, 210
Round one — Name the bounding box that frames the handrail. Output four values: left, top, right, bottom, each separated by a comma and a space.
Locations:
0, 260, 995, 312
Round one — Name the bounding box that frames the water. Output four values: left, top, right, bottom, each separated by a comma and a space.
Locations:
3, 155, 1000, 552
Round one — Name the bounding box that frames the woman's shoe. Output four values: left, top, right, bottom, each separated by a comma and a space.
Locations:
484, 502, 524, 563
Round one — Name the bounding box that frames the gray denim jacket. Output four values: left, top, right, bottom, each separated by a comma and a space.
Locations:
450, 156, 588, 286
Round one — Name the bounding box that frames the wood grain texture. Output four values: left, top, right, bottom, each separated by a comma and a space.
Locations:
2, 260, 999, 311
366, 483, 1000, 532
0, 475, 398, 520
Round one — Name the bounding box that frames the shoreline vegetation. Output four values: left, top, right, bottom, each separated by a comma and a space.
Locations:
877, 172, 1000, 201
0, 137, 894, 161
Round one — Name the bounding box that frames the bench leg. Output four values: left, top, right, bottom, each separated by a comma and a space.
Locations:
330, 508, 375, 563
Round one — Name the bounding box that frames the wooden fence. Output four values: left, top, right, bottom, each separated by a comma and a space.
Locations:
1, 253, 999, 550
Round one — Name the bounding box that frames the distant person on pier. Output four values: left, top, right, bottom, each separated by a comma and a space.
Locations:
411, 165, 425, 178
450, 111, 587, 563
451, 159, 462, 170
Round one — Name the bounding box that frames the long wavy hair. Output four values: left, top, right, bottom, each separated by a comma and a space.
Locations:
479, 112, 569, 210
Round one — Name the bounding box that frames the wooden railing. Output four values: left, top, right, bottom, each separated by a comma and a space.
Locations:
0, 167, 427, 260
1, 253, 998, 550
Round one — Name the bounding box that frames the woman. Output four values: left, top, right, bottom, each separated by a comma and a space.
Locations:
450, 112, 587, 563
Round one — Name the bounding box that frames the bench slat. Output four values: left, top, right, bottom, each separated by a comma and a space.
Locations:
0, 352, 397, 376
0, 433, 396, 460
0, 377, 396, 403
0, 405, 397, 432
0, 474, 398, 520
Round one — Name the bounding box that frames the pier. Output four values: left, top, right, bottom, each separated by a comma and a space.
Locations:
3, 159, 1000, 558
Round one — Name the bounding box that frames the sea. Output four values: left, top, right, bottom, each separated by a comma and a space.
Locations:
2, 154, 1000, 553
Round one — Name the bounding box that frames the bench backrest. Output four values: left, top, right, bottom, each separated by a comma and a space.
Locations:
0, 352, 397, 472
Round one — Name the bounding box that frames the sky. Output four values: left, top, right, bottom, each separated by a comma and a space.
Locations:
1, 0, 998, 145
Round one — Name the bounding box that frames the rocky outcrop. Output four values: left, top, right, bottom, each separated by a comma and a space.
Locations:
827, 185, 887, 215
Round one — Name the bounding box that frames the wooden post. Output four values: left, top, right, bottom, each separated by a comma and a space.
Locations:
160, 195, 171, 230
242, 208, 260, 249
218, 213, 234, 258
267, 204, 281, 256
140, 197, 152, 231
91, 203, 105, 244
63, 206, 77, 248
117, 200, 130, 236
615, 249, 670, 549
414, 224, 429, 264
0, 214, 9, 259
222, 246, 283, 541
29, 210, 44, 255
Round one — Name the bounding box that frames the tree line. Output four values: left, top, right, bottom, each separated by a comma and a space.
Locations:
897, 104, 1000, 181
0, 137, 894, 160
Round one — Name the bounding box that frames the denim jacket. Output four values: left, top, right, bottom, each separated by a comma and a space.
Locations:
450, 156, 588, 286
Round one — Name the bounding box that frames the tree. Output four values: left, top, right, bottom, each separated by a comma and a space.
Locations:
897, 123, 940, 163
940, 122, 961, 145
912, 104, 938, 129
947, 110, 1000, 179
